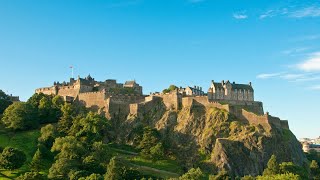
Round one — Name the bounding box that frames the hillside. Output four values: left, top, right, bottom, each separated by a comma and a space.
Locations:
115, 101, 307, 177
0, 92, 311, 179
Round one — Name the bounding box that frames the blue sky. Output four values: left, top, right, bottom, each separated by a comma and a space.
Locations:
0, 0, 319, 139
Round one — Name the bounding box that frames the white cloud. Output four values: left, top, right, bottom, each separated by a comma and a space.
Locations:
233, 13, 248, 19
297, 52, 320, 72
289, 6, 320, 18
260, 10, 276, 19
256, 72, 285, 79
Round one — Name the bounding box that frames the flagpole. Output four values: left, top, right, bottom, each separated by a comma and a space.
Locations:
70, 66, 74, 78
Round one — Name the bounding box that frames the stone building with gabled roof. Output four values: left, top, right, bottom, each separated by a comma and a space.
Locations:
208, 80, 254, 102
124, 80, 143, 95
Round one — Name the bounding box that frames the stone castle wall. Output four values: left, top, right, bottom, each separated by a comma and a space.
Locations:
35, 87, 57, 95
78, 91, 106, 110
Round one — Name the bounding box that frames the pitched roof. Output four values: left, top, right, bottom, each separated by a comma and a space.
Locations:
124, 81, 136, 86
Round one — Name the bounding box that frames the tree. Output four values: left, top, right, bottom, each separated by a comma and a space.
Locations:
27, 93, 47, 108
48, 158, 79, 179
52, 95, 64, 109
209, 170, 230, 180
104, 157, 123, 180
57, 103, 77, 135
51, 136, 87, 160
68, 112, 109, 144
263, 155, 279, 176
0, 147, 26, 170
256, 173, 300, 180
0, 89, 12, 114
38, 124, 58, 148
138, 127, 162, 159
279, 162, 308, 179
179, 168, 204, 180
79, 173, 104, 180
16, 172, 47, 180
310, 160, 320, 179
163, 85, 178, 93
30, 148, 45, 171
1, 102, 39, 130
150, 142, 165, 161
38, 96, 57, 124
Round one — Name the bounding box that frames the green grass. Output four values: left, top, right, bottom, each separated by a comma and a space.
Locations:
129, 156, 183, 174
0, 126, 40, 179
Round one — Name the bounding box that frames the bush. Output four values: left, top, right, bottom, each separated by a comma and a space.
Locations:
0, 147, 26, 170
16, 172, 47, 180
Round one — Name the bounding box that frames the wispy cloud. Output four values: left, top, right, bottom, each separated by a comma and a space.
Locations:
256, 72, 286, 79
297, 52, 320, 72
309, 85, 320, 90
289, 6, 320, 18
282, 47, 310, 56
294, 34, 320, 41
258, 5, 320, 19
233, 12, 248, 20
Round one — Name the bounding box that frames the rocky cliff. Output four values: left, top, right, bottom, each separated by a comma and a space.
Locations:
113, 100, 306, 177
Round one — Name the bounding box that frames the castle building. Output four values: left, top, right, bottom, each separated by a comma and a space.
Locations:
179, 86, 205, 96
36, 75, 143, 99
207, 80, 254, 101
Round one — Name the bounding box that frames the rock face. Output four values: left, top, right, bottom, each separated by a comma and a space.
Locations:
114, 100, 306, 176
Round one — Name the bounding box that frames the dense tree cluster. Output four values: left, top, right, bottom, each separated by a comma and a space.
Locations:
0, 147, 26, 170
1, 93, 64, 130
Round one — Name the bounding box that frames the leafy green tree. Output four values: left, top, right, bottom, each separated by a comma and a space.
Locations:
256, 173, 300, 180
279, 162, 308, 179
263, 155, 279, 176
68, 170, 91, 180
68, 112, 109, 144
82, 155, 105, 175
179, 168, 204, 180
150, 142, 165, 161
163, 85, 178, 93
52, 95, 64, 109
138, 127, 162, 159
209, 170, 230, 180
51, 136, 87, 160
0, 89, 12, 114
38, 124, 58, 148
16, 172, 47, 180
79, 173, 104, 180
1, 102, 39, 130
307, 150, 320, 165
241, 175, 255, 180
104, 157, 123, 180
57, 103, 77, 135
30, 148, 45, 171
310, 160, 320, 179
38, 96, 57, 124
48, 158, 79, 179
0, 147, 26, 170
27, 93, 47, 108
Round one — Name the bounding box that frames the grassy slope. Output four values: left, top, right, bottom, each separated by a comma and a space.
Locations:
0, 126, 40, 179
0, 128, 181, 179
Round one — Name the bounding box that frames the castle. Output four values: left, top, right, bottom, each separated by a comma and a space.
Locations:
36, 75, 289, 130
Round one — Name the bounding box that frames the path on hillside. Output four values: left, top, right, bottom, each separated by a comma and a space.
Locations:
111, 147, 180, 178
129, 163, 180, 178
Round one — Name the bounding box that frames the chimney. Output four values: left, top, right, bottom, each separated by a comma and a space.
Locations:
249, 82, 252, 86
